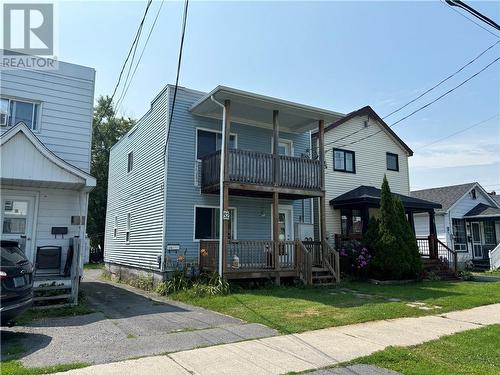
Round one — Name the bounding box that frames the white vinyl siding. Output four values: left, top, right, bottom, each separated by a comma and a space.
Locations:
322, 116, 411, 239
0, 63, 95, 172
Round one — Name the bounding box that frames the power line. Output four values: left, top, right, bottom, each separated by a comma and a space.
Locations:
115, 0, 165, 112
445, 0, 500, 31
165, 0, 189, 147
383, 40, 500, 120
415, 114, 499, 150
323, 56, 500, 154
441, 0, 500, 38
95, 0, 153, 127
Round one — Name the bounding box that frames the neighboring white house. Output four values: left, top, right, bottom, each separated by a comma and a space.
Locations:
412, 182, 500, 268
0, 57, 96, 276
318, 106, 439, 244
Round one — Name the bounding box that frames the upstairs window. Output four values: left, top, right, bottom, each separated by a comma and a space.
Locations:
333, 149, 355, 173
0, 97, 40, 131
127, 151, 134, 173
196, 129, 236, 160
386, 153, 399, 171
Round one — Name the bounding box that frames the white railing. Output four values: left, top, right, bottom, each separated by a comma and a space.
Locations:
489, 243, 500, 271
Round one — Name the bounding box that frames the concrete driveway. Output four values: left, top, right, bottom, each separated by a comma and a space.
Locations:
1, 269, 276, 368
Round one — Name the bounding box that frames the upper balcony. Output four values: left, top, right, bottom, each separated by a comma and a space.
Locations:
201, 149, 322, 199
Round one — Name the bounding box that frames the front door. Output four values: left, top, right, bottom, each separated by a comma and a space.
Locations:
471, 222, 483, 259
277, 206, 294, 268
0, 195, 36, 261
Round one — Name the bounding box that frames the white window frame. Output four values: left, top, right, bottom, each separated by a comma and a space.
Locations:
271, 138, 294, 156
0, 96, 41, 132
127, 151, 134, 173
113, 216, 118, 239
195, 127, 238, 162
193, 205, 237, 242
125, 213, 131, 243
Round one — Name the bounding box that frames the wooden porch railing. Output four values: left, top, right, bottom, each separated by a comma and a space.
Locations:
200, 149, 322, 191
199, 239, 336, 285
416, 235, 458, 273
323, 240, 340, 282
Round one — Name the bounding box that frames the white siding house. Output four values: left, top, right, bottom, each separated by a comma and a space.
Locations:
412, 183, 500, 268
317, 106, 438, 244
0, 58, 96, 274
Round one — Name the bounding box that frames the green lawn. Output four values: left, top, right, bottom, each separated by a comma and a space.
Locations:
83, 262, 104, 270
172, 280, 500, 333
351, 324, 500, 375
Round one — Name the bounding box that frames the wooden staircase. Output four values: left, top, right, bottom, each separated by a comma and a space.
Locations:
299, 241, 340, 285
422, 258, 458, 280
311, 267, 336, 285
471, 259, 490, 272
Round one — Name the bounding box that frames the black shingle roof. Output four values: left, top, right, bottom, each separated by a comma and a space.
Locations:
464, 203, 500, 218
410, 183, 476, 213
330, 185, 441, 211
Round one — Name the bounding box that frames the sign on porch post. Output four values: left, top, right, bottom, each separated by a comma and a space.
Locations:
223, 210, 230, 221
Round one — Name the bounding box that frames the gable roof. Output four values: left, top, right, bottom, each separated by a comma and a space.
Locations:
323, 106, 413, 156
490, 194, 500, 206
0, 123, 96, 190
330, 185, 441, 211
464, 203, 500, 219
411, 182, 499, 214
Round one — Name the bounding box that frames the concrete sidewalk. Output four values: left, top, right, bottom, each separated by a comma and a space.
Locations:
56, 303, 500, 375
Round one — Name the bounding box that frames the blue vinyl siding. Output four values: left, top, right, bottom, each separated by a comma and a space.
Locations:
165, 87, 312, 264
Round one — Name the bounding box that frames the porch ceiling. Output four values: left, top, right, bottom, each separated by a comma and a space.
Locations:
190, 86, 344, 133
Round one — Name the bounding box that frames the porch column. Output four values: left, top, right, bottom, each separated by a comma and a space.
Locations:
407, 210, 415, 234
222, 99, 231, 275
318, 120, 327, 261
272, 110, 280, 285
273, 191, 280, 284
273, 110, 280, 186
429, 210, 437, 259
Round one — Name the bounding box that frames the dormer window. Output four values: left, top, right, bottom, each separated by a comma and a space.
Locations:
0, 97, 40, 131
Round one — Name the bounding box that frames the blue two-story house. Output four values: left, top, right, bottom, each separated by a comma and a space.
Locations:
104, 85, 343, 284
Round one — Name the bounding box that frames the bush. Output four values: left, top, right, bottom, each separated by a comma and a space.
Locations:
339, 240, 372, 278
155, 271, 229, 297
370, 176, 422, 280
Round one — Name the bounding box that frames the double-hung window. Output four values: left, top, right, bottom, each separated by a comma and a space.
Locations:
333, 149, 355, 173
194, 206, 235, 240
196, 129, 236, 160
386, 152, 399, 171
0, 97, 40, 131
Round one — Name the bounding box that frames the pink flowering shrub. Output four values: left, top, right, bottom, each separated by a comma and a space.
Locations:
339, 240, 372, 278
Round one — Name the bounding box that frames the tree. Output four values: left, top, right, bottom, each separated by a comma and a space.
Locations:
370, 175, 422, 279
87, 96, 135, 251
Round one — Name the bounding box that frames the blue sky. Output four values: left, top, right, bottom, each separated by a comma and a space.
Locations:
58, 1, 500, 191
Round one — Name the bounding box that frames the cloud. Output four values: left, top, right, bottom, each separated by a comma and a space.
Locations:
410, 138, 500, 169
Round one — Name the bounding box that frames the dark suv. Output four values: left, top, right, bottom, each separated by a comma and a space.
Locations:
1, 240, 34, 325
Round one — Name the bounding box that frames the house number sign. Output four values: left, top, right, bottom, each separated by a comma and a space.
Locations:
223, 210, 230, 221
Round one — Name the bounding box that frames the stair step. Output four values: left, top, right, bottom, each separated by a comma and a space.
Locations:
312, 275, 334, 280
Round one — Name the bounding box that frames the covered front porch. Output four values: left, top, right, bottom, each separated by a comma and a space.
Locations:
329, 185, 459, 270
191, 86, 342, 284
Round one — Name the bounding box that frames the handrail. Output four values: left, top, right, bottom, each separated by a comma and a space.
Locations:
436, 238, 458, 273
298, 241, 313, 285
322, 240, 340, 282
488, 243, 500, 271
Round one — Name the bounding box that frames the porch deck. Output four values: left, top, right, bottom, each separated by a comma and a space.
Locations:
199, 239, 339, 284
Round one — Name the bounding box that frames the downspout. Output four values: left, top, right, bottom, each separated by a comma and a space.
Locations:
210, 95, 226, 276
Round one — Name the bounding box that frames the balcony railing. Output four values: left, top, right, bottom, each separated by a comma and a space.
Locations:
201, 149, 322, 191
